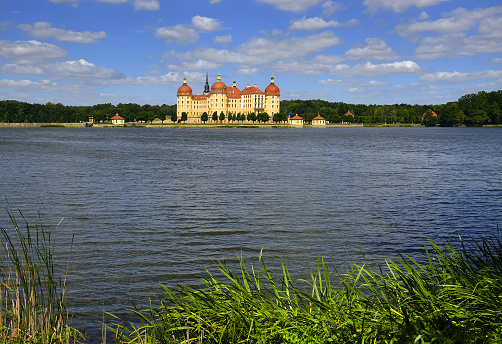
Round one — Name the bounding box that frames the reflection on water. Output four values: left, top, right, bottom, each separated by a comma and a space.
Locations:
1, 127, 501, 341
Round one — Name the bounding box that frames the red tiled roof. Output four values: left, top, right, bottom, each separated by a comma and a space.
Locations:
422, 110, 438, 117
111, 115, 124, 120
227, 87, 241, 99
240, 86, 264, 95
344, 112, 354, 117
265, 84, 280, 96
193, 94, 208, 100
290, 115, 303, 120
177, 84, 192, 96
313, 115, 325, 120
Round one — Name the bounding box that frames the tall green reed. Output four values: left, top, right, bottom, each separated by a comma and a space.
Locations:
111, 233, 502, 344
0, 209, 80, 343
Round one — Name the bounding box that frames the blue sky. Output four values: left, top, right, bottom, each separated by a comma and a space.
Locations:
1, 0, 502, 106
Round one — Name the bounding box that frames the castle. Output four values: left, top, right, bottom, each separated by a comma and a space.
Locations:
176, 73, 280, 123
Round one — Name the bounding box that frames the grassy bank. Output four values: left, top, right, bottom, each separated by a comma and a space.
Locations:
111, 234, 502, 343
2, 211, 501, 343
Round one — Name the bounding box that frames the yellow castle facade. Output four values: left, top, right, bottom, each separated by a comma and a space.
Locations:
176, 73, 280, 123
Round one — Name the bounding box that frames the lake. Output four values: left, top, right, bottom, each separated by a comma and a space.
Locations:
0, 126, 501, 342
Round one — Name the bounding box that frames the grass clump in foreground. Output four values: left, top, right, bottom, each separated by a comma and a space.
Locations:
0, 210, 81, 343
111, 234, 502, 344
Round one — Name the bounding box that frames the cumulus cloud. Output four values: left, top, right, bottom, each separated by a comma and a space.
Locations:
167, 59, 221, 71
131, 72, 182, 85
420, 70, 502, 82
289, 17, 357, 30
321, 1, 346, 17
328, 60, 421, 77
256, 0, 323, 14
192, 16, 221, 32
0, 40, 66, 63
364, 0, 449, 13
238, 31, 342, 60
236, 68, 261, 75
1, 63, 43, 74
48, 0, 78, 6
214, 34, 232, 44
167, 31, 343, 74
133, 0, 160, 11
156, 25, 199, 45
51, 59, 125, 79
0, 79, 53, 88
18, 22, 106, 43
318, 78, 387, 86
396, 7, 502, 37
394, 6, 502, 60
344, 38, 399, 61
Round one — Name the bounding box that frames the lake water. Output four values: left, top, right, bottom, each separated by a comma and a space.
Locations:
1, 127, 501, 341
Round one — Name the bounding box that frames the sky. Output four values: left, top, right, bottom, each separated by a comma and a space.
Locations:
1, 0, 502, 106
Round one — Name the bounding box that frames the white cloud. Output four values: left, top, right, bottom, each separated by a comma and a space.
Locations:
209, 0, 222, 3
364, 0, 449, 13
156, 25, 199, 45
344, 38, 399, 61
236, 68, 261, 75
18, 22, 106, 43
192, 16, 221, 32
214, 34, 232, 44
318, 78, 387, 86
51, 59, 125, 79
131, 72, 183, 85
96, 0, 127, 3
420, 70, 502, 82
1, 64, 43, 74
168, 59, 220, 71
48, 0, 78, 6
0, 40, 66, 63
289, 17, 357, 30
396, 7, 502, 59
418, 11, 429, 20
321, 1, 346, 17
0, 79, 52, 88
256, 0, 323, 14
330, 60, 421, 77
133, 0, 160, 11
397, 7, 502, 37
239, 31, 342, 60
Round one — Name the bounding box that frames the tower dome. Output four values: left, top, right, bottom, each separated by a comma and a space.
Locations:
265, 75, 280, 96
211, 72, 227, 93
177, 77, 192, 96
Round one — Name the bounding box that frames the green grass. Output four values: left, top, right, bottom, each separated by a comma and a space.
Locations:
110, 234, 502, 343
0, 210, 81, 343
40, 125, 65, 127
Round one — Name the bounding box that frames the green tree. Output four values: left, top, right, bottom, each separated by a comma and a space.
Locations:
466, 109, 489, 126
181, 112, 188, 122
212, 111, 218, 122
273, 113, 282, 123
228, 112, 233, 123
171, 112, 178, 123
158, 112, 166, 124
257, 112, 269, 123
219, 111, 225, 122
247, 112, 256, 122
201, 112, 208, 123
489, 101, 502, 124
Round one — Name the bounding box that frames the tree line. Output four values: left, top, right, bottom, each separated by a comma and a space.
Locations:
0, 102, 176, 124
1, 90, 501, 126
282, 90, 502, 126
